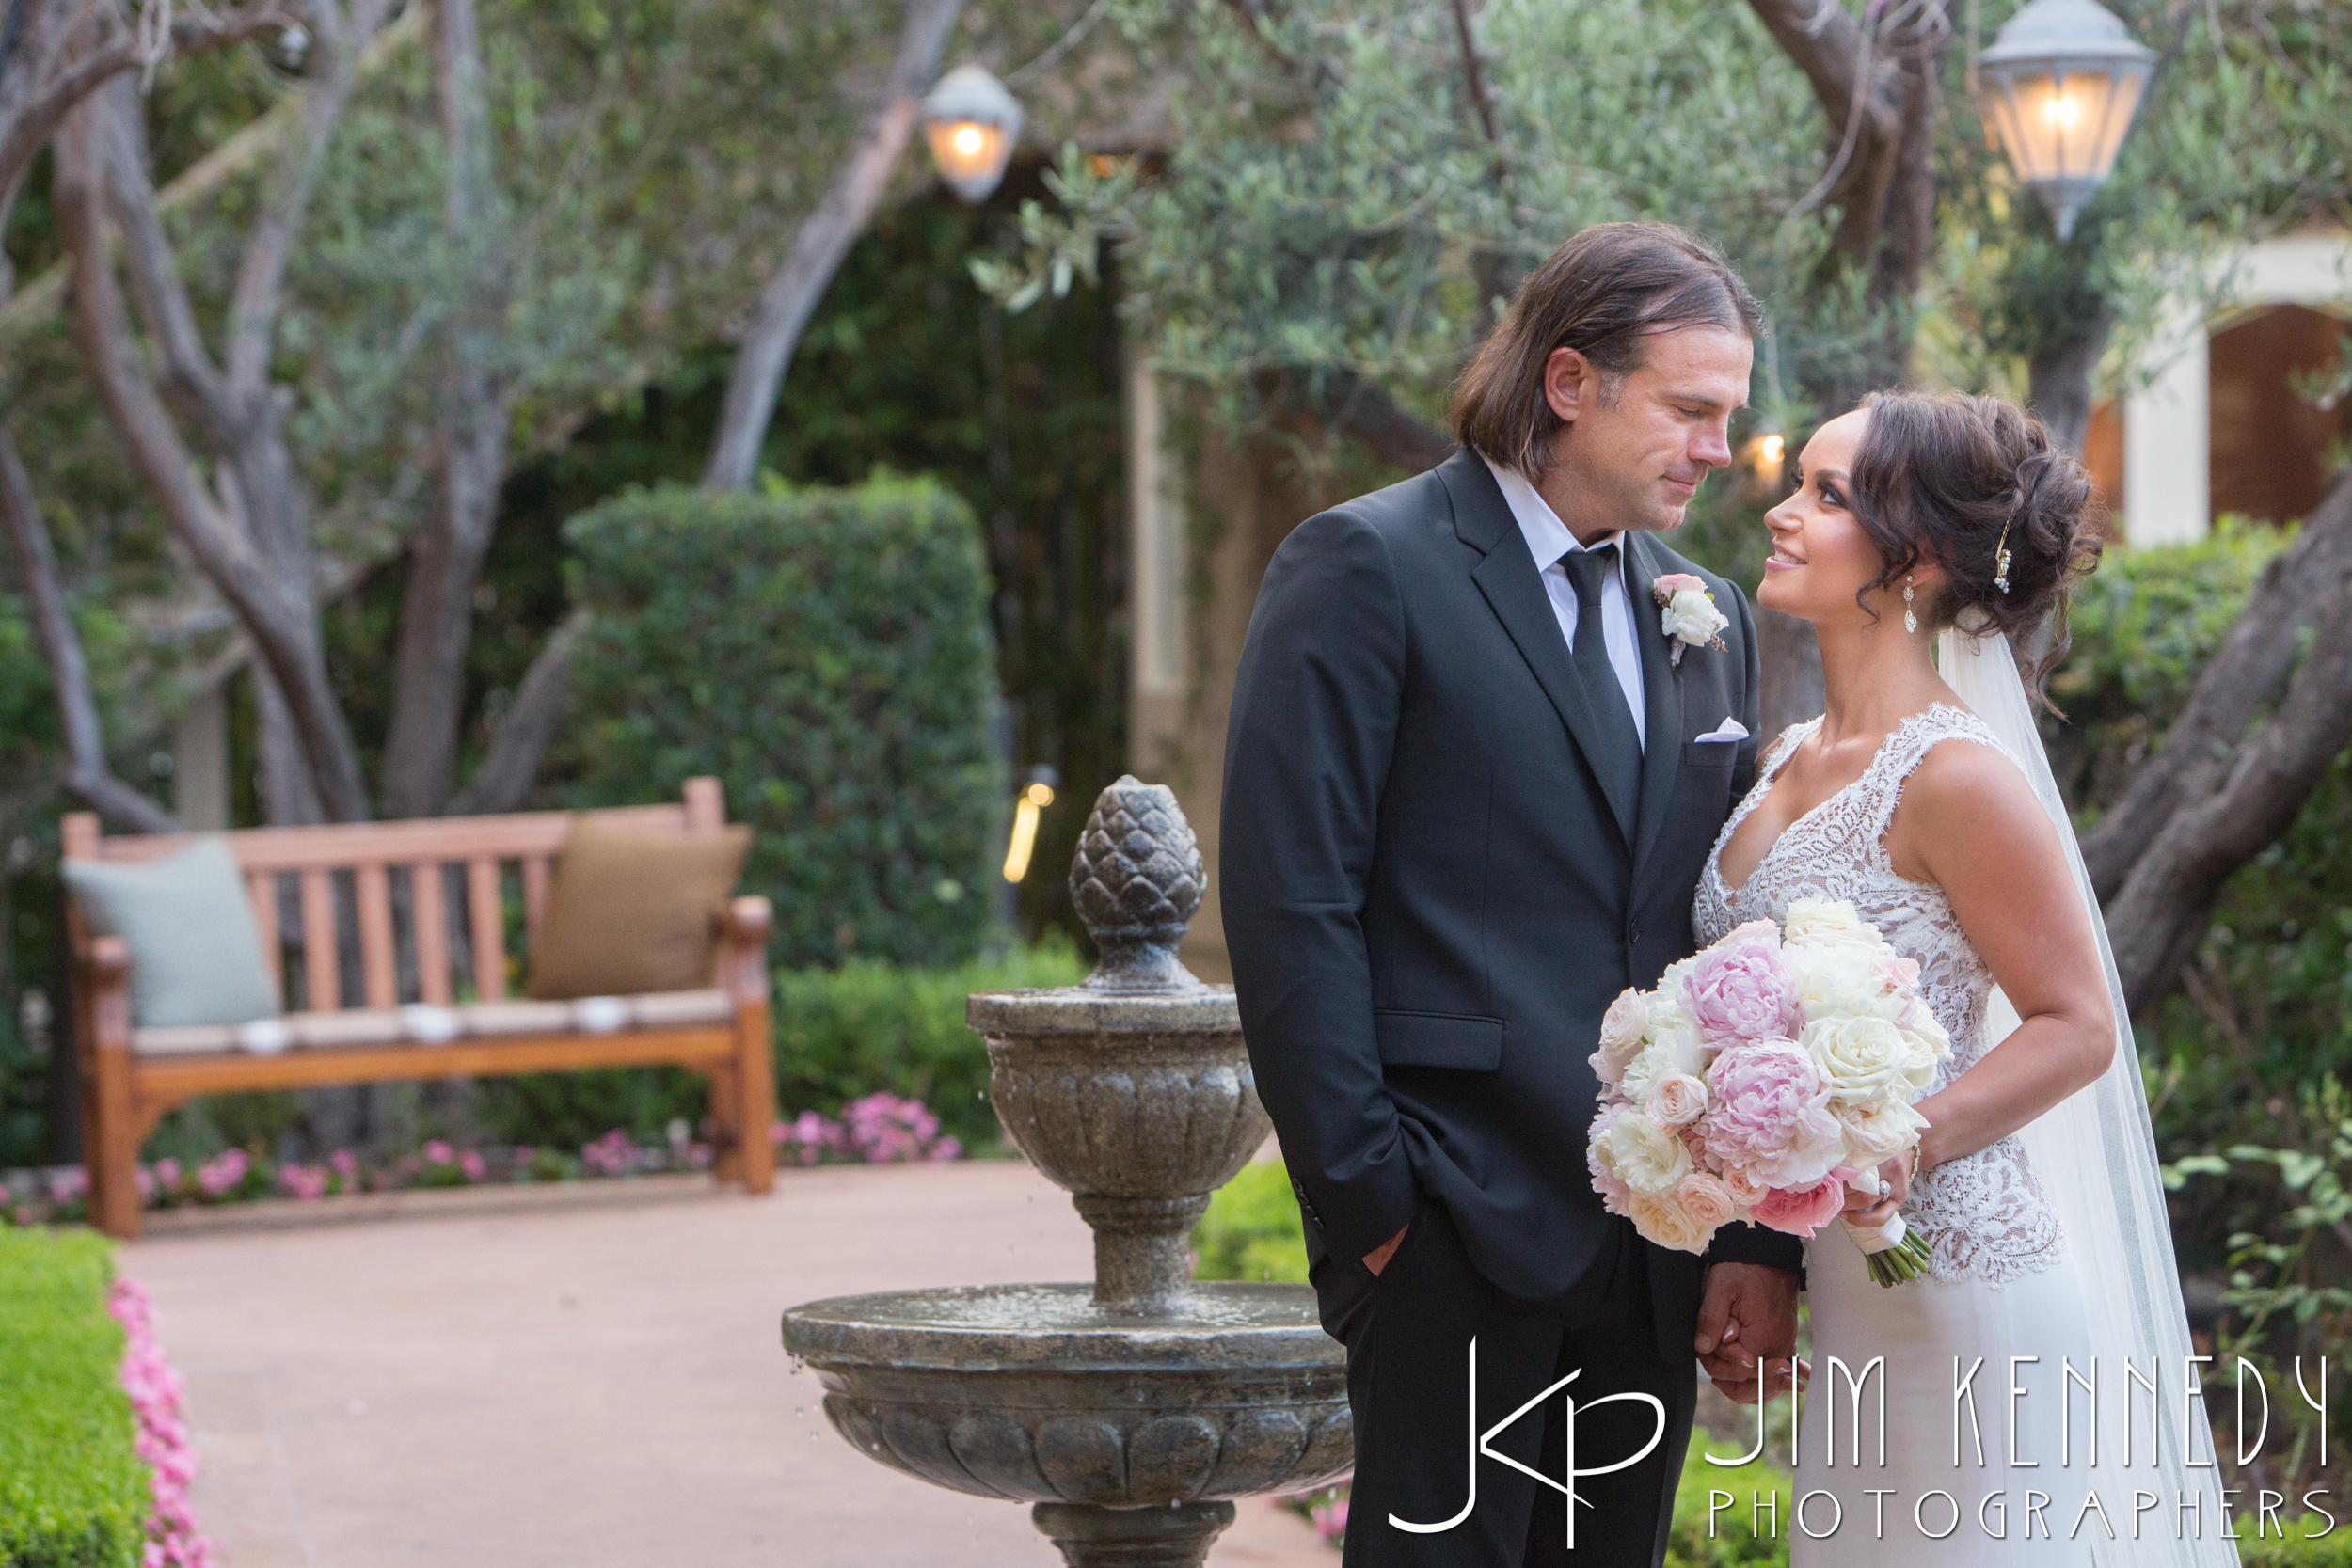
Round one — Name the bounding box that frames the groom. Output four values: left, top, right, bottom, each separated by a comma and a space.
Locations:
1221, 223, 1804, 1567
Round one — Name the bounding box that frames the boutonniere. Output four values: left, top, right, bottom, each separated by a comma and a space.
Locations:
1651, 573, 1730, 667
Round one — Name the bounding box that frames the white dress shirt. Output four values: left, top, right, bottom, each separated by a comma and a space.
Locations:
1481, 454, 1646, 747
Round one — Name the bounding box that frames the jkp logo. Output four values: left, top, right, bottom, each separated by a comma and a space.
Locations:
1389, 1338, 1668, 1548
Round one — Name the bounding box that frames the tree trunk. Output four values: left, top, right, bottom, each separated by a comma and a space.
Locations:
2102, 495, 2352, 1011
55, 24, 385, 823
701, 0, 964, 492
447, 614, 581, 816
2078, 474, 2352, 903
380, 0, 511, 818
2027, 310, 2113, 461
1756, 607, 1826, 736
0, 422, 178, 832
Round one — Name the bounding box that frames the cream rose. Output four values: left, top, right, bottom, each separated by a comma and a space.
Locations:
1898, 1006, 1953, 1092
1647, 1072, 1710, 1130
1834, 1097, 1930, 1164
1801, 1014, 1912, 1104
1783, 897, 1883, 955
1620, 1020, 1708, 1110
1594, 1104, 1692, 1196
1676, 1171, 1739, 1232
1786, 942, 1908, 1022
1593, 988, 1649, 1087
1660, 587, 1730, 650
1629, 1188, 1712, 1254
1720, 1164, 1772, 1208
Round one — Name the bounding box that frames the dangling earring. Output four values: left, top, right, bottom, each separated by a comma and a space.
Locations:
1903, 578, 1918, 636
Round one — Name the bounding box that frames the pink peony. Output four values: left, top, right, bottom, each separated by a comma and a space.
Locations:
1682, 927, 1801, 1046
1677, 1171, 1739, 1231
1748, 1172, 1851, 1238
1699, 1038, 1844, 1189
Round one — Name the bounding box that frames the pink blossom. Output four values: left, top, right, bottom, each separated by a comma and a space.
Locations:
329, 1150, 358, 1179
1677, 1171, 1739, 1230
421, 1140, 455, 1165
1682, 927, 1800, 1046
1748, 1171, 1853, 1239
110, 1275, 215, 1568
1653, 572, 1707, 596
1875, 952, 1922, 993
1698, 1038, 1843, 1189
459, 1150, 486, 1181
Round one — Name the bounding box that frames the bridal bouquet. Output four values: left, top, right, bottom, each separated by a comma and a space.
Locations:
1585, 897, 1951, 1287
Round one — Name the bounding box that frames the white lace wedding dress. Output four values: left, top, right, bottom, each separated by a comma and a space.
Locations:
1694, 704, 2100, 1564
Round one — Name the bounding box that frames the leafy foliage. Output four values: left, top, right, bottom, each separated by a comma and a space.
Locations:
0, 1228, 144, 1568
1191, 1157, 1310, 1283
557, 474, 1002, 969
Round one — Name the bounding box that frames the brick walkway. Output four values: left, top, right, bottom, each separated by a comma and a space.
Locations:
124, 1161, 1334, 1568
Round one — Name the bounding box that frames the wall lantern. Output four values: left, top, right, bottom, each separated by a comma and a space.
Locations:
1001, 768, 1058, 884
922, 64, 1024, 204
1975, 0, 2156, 241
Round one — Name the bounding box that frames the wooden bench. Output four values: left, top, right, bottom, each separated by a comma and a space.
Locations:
64, 778, 775, 1238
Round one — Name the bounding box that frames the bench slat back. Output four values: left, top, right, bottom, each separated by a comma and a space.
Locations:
63, 779, 727, 1013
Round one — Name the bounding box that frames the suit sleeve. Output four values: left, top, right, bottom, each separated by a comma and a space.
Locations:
1700, 578, 1804, 1277
1219, 507, 1419, 1264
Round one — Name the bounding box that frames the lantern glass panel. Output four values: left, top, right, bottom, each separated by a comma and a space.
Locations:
924, 119, 1011, 197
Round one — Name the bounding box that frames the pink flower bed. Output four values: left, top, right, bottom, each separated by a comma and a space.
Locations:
109, 1275, 213, 1568
4, 1096, 962, 1228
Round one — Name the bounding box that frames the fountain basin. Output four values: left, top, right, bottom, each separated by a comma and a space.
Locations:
783, 1283, 1351, 1507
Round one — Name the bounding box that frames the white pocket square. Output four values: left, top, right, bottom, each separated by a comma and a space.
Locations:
1694, 718, 1750, 743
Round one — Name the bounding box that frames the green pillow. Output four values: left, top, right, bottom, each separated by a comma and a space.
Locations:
63, 837, 280, 1028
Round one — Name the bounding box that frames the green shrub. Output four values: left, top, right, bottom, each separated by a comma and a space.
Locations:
1667, 1441, 1790, 1567
2242, 1519, 2352, 1565
0, 1228, 145, 1568
773, 938, 1086, 1150
559, 474, 1002, 970
1192, 1158, 1310, 1283
475, 941, 1087, 1150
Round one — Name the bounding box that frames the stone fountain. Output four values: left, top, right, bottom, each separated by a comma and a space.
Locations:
781, 778, 1352, 1567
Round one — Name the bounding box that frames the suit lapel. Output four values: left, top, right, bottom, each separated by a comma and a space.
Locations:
1626, 532, 1687, 885
1440, 454, 1637, 846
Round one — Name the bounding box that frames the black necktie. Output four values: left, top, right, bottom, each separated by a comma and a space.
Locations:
1561, 544, 1643, 824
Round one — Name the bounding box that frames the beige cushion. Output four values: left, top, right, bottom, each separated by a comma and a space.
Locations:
461, 999, 576, 1037
130, 990, 735, 1055
525, 822, 751, 999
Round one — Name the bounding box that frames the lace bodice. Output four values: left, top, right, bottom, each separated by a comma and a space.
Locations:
1692, 704, 2063, 1286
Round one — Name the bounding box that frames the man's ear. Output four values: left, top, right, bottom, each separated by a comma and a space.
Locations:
1542, 345, 1597, 425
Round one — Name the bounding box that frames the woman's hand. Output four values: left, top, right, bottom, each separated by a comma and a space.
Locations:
1840, 1155, 1909, 1229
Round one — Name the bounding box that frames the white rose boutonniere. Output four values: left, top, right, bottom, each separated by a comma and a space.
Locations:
1652, 572, 1730, 667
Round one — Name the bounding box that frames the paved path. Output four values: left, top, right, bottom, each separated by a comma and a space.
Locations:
124, 1161, 1334, 1568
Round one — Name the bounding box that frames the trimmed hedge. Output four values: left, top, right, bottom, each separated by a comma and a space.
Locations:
1191, 1157, 1310, 1284
0, 1228, 144, 1568
559, 475, 1002, 969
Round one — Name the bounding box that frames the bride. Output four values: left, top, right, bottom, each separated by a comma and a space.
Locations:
1694, 390, 2236, 1565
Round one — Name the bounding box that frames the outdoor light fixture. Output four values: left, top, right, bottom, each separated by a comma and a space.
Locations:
1740, 431, 1788, 492
921, 64, 1023, 204
1975, 0, 2156, 241
1001, 768, 1058, 884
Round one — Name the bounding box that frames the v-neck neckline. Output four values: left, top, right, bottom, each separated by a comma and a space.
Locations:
1712, 705, 1963, 900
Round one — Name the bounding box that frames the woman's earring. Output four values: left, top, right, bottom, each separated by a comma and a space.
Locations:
1903, 579, 1918, 635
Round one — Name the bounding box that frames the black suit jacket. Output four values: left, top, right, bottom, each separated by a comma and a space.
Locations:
1220, 450, 1804, 1352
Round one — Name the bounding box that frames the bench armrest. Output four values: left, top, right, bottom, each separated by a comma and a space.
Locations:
714, 895, 772, 1005
80, 935, 134, 1051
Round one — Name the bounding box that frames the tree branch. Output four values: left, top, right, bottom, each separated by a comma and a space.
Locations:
447, 614, 581, 816
2079, 472, 2352, 901
701, 0, 965, 492
0, 421, 178, 832
2104, 495, 2352, 1012
1321, 369, 1454, 473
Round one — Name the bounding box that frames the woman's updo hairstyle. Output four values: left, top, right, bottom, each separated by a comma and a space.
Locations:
1847, 388, 2104, 699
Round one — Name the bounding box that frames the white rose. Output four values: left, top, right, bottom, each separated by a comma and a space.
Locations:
1595, 1106, 1692, 1196
1660, 587, 1729, 648
1620, 1019, 1708, 1109
1593, 988, 1648, 1086
1834, 1097, 1930, 1164
1783, 898, 1883, 955
1785, 943, 1903, 1022
1802, 1015, 1912, 1104
1646, 1072, 1710, 1130
1629, 1188, 1713, 1254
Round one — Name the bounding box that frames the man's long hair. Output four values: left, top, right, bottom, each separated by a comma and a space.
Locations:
1452, 222, 1763, 477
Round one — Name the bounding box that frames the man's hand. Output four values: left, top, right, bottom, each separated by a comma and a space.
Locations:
1694, 1261, 1805, 1402
1362, 1223, 1410, 1276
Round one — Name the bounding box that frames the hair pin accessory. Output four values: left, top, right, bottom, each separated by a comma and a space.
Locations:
1994, 516, 2015, 594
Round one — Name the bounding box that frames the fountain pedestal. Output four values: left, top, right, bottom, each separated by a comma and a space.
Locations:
782, 778, 1351, 1567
